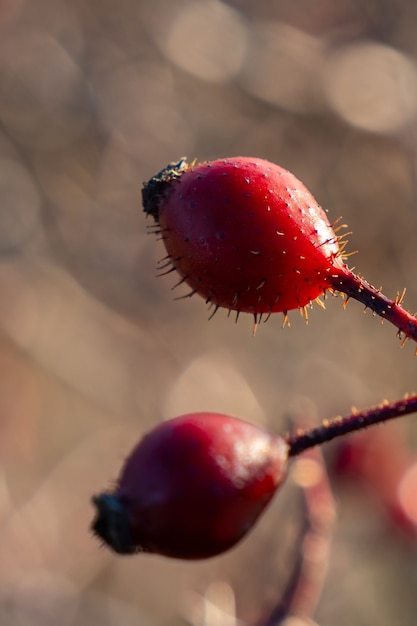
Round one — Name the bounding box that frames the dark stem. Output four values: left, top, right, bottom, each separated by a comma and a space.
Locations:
259, 445, 335, 626
287, 396, 417, 457
330, 267, 417, 344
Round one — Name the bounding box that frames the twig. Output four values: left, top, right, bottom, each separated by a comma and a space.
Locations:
259, 444, 336, 625
330, 268, 417, 346
287, 396, 417, 457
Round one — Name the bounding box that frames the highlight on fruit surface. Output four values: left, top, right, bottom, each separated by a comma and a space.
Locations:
91, 412, 289, 560
142, 156, 417, 343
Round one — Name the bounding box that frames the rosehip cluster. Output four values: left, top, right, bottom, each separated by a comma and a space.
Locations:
91, 156, 417, 568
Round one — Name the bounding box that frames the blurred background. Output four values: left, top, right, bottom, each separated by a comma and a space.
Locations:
1, 0, 417, 624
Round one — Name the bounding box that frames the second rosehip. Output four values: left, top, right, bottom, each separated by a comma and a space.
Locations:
92, 412, 289, 559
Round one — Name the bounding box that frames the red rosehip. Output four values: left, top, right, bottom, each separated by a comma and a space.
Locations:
91, 412, 289, 560
143, 156, 417, 342
143, 157, 343, 318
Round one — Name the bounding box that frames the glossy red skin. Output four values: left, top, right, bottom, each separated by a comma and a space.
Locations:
96, 413, 288, 559
157, 157, 343, 313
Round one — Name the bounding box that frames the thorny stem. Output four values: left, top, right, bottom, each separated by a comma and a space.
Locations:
287, 395, 417, 457
330, 267, 417, 345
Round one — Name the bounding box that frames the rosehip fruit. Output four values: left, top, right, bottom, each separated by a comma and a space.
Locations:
91, 412, 289, 559
143, 157, 417, 342
143, 156, 343, 318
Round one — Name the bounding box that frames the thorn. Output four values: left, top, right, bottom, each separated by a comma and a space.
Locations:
147, 228, 164, 235
395, 287, 406, 306
282, 312, 290, 328
252, 314, 258, 336
208, 305, 219, 320
156, 259, 174, 270
156, 266, 177, 277
400, 335, 409, 348
333, 223, 349, 233
235, 310, 240, 324
337, 230, 353, 239
174, 289, 197, 300
342, 249, 358, 258
157, 254, 171, 263
263, 309, 272, 323
172, 275, 189, 289
330, 216, 346, 229
299, 306, 309, 324
146, 224, 166, 233
314, 297, 326, 310
342, 296, 350, 310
